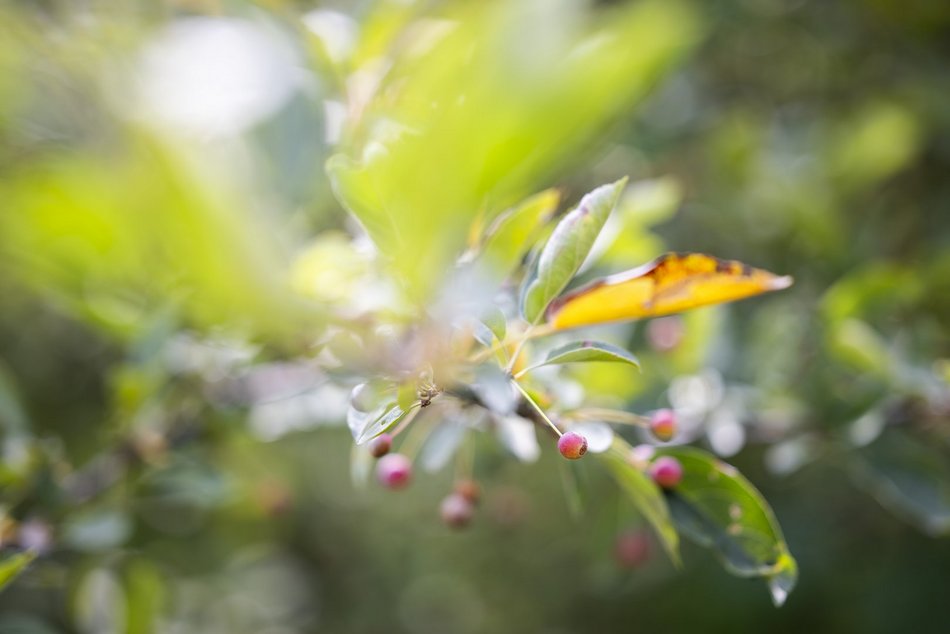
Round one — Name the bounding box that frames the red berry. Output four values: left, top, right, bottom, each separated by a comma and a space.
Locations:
440, 493, 474, 529
368, 433, 392, 458
649, 409, 677, 442
557, 431, 588, 460
614, 530, 651, 569
376, 453, 412, 489
650, 456, 684, 488
454, 479, 481, 505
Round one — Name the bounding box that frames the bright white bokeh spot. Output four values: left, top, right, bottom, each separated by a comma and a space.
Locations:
303, 9, 358, 64
136, 18, 300, 137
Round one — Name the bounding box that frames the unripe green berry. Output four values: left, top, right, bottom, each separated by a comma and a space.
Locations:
376, 453, 412, 489
650, 456, 683, 488
649, 409, 677, 442
368, 433, 392, 458
440, 493, 474, 529
557, 431, 588, 460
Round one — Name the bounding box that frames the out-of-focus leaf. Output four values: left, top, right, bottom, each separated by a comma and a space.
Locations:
827, 318, 892, 378
547, 253, 792, 330
472, 364, 517, 415
521, 179, 627, 322
420, 418, 467, 473
0, 363, 28, 434
479, 307, 507, 345
601, 442, 680, 565
62, 510, 131, 553
479, 189, 560, 281
849, 429, 950, 536
350, 402, 414, 444
495, 415, 540, 463
522, 340, 639, 375
0, 550, 37, 593
566, 421, 613, 453
657, 446, 797, 606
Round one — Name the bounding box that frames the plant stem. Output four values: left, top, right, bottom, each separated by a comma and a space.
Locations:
511, 380, 562, 438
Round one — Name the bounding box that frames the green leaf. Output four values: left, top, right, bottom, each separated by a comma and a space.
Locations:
519, 340, 639, 376
848, 429, 950, 536
601, 443, 680, 565
0, 550, 37, 593
353, 403, 414, 445
479, 189, 560, 281
520, 178, 627, 322
658, 446, 797, 606
480, 306, 507, 344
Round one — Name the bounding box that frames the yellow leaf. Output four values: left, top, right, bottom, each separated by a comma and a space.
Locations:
547, 253, 792, 330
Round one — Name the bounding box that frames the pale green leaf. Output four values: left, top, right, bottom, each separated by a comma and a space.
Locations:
520, 340, 639, 376
601, 442, 680, 565
479, 189, 560, 281
520, 178, 627, 322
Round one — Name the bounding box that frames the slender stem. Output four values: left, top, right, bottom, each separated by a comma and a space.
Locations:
511, 380, 562, 438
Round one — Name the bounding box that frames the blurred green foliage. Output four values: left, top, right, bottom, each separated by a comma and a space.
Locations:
0, 0, 949, 633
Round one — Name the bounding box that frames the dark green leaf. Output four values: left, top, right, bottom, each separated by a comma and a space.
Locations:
658, 446, 797, 606
520, 178, 627, 323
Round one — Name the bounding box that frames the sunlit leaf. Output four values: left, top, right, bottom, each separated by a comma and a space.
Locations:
657, 446, 797, 606
521, 178, 627, 322
0, 550, 36, 593
547, 252, 793, 330
478, 188, 560, 281
348, 400, 415, 445
601, 442, 680, 565
522, 340, 639, 375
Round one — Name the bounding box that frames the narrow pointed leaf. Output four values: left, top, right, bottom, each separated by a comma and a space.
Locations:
0, 550, 37, 593
547, 252, 793, 330
520, 178, 628, 323
522, 340, 639, 375
657, 446, 797, 606
601, 442, 680, 565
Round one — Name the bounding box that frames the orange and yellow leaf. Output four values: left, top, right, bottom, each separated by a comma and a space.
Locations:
547, 252, 792, 330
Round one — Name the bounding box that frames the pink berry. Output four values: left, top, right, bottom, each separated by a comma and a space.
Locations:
376, 453, 412, 489
368, 433, 392, 458
649, 409, 677, 442
440, 493, 474, 529
557, 431, 588, 460
614, 530, 651, 569
650, 456, 684, 488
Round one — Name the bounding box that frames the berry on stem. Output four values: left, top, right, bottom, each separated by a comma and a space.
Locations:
440, 493, 474, 529
650, 456, 684, 488
368, 433, 392, 458
376, 453, 413, 489
558, 431, 588, 460
649, 409, 677, 442
454, 479, 481, 505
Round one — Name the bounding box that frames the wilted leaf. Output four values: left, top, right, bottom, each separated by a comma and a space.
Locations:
547, 252, 792, 330
520, 179, 627, 323
0, 550, 36, 593
658, 446, 797, 606
601, 442, 680, 564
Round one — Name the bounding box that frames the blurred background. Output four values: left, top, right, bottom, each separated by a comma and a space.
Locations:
1, 0, 949, 632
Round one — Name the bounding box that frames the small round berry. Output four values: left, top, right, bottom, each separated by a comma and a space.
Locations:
650, 456, 684, 488
368, 433, 392, 458
454, 479, 481, 505
557, 431, 588, 460
649, 409, 677, 442
614, 529, 651, 569
376, 453, 413, 489
440, 493, 474, 529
